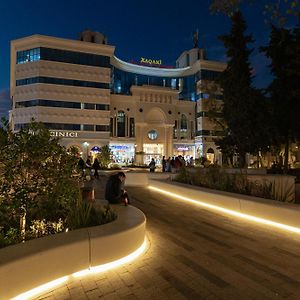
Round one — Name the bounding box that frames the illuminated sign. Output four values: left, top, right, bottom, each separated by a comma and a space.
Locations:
174, 145, 194, 151
110, 145, 131, 150
50, 131, 78, 138
140, 57, 162, 66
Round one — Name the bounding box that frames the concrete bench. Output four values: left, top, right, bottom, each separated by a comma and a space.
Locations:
0, 205, 146, 299
149, 179, 300, 229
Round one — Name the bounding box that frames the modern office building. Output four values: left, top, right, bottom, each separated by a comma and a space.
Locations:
10, 30, 226, 165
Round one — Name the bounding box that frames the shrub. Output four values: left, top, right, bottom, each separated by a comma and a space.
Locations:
97, 145, 112, 168
174, 168, 274, 200
67, 196, 117, 229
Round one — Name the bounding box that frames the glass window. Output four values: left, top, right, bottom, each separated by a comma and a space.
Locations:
147, 130, 158, 140
16, 76, 109, 89
84, 103, 95, 110
117, 111, 125, 137
173, 120, 178, 139
180, 114, 188, 139
181, 114, 188, 130
83, 124, 94, 131
96, 125, 110, 131
96, 104, 109, 110
129, 118, 135, 137
16, 47, 110, 67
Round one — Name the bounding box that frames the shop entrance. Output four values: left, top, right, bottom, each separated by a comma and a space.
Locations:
206, 148, 215, 164
143, 144, 164, 165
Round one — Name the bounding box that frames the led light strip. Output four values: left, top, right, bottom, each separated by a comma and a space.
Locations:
12, 238, 148, 300
148, 185, 300, 235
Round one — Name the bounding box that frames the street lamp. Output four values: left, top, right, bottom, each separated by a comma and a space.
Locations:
83, 142, 89, 159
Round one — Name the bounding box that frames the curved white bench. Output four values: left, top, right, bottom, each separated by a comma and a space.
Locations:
0, 205, 146, 299
149, 179, 300, 230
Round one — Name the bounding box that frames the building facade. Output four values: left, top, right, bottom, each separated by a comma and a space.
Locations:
10, 30, 226, 165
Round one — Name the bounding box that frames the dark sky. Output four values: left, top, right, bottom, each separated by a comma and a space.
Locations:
0, 0, 276, 117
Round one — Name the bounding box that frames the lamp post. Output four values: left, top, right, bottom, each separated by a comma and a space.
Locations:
83, 142, 89, 159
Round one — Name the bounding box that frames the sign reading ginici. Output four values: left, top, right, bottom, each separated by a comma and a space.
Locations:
50, 131, 78, 138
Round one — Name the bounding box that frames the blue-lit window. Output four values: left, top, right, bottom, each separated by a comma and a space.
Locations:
16, 47, 110, 67
147, 130, 158, 140
171, 78, 177, 90
201, 93, 210, 99
17, 48, 40, 64
111, 68, 198, 101
16, 76, 110, 89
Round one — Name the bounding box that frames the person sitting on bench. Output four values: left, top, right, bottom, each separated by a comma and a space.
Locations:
105, 172, 129, 205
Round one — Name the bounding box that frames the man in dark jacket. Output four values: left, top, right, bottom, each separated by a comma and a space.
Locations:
105, 172, 129, 205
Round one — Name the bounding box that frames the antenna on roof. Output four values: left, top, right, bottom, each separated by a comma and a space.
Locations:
193, 29, 199, 48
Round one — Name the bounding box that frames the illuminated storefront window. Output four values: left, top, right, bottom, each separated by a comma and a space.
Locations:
109, 144, 135, 164
143, 144, 164, 165
173, 144, 195, 160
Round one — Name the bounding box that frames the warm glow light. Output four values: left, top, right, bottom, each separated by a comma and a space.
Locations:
12, 238, 147, 300
73, 238, 148, 277
148, 186, 300, 235
12, 276, 69, 300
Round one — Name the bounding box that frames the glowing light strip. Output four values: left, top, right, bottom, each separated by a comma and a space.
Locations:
12, 276, 69, 300
13, 238, 148, 300
73, 238, 148, 277
148, 186, 300, 235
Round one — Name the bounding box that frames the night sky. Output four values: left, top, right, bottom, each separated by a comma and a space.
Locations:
0, 0, 278, 117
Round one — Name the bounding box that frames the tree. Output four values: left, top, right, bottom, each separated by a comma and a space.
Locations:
0, 117, 9, 149
210, 0, 299, 21
210, 0, 252, 15
217, 11, 270, 167
0, 121, 80, 243
97, 145, 112, 168
262, 22, 300, 172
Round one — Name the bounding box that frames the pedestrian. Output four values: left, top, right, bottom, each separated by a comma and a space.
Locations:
86, 158, 92, 169
92, 158, 100, 179
189, 156, 194, 166
78, 157, 85, 175
162, 156, 166, 172
166, 157, 171, 172
149, 158, 156, 172
105, 172, 129, 205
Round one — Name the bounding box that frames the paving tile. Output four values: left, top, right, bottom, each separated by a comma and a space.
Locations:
35, 182, 300, 300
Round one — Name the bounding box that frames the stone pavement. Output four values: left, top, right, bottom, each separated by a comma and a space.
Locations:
36, 177, 300, 300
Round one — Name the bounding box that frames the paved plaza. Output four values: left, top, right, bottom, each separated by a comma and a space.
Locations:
36, 177, 300, 300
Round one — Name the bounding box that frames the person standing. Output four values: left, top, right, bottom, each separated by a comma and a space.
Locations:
162, 156, 166, 172
78, 157, 85, 175
149, 158, 156, 172
105, 172, 129, 205
92, 158, 100, 179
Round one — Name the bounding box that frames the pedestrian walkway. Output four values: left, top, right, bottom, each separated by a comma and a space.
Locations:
36, 178, 300, 300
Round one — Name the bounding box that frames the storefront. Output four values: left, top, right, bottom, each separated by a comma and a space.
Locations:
143, 143, 164, 165
109, 143, 135, 164
173, 144, 195, 160
90, 146, 101, 161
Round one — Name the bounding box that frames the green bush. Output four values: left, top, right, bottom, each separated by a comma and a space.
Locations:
175, 168, 274, 200
67, 196, 117, 229
0, 122, 118, 248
